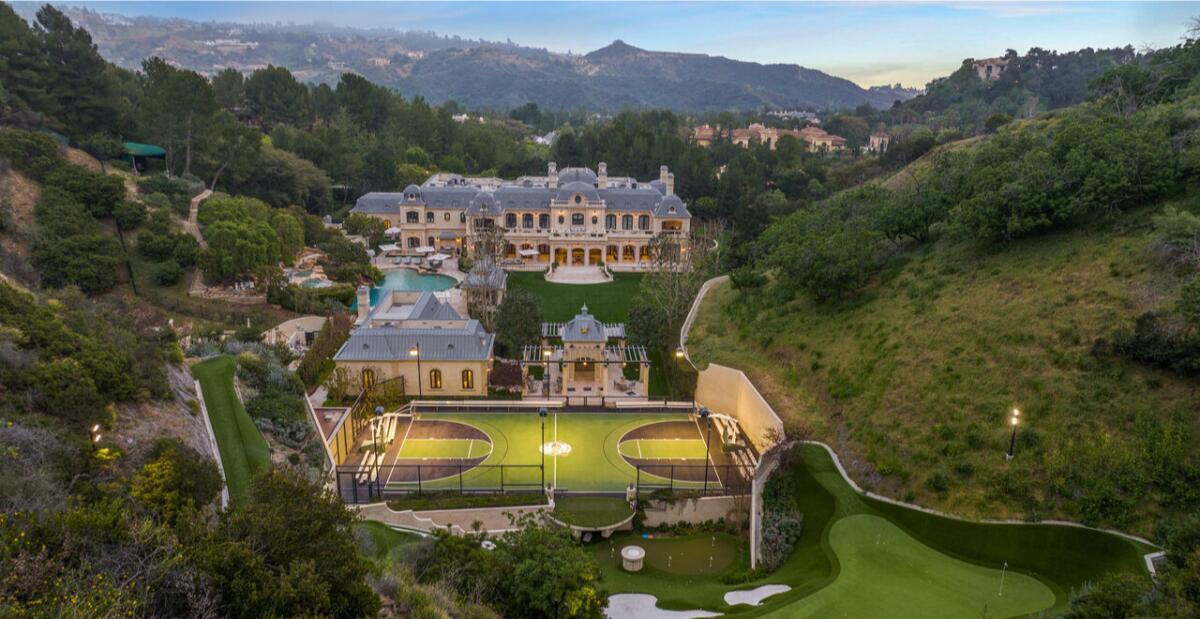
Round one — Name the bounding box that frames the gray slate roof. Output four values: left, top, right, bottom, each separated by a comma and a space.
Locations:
461, 263, 508, 289
406, 292, 462, 321
561, 305, 608, 342
334, 321, 495, 362
352, 165, 691, 219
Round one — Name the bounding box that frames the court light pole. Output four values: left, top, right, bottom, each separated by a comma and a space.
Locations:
542, 348, 552, 396
372, 405, 384, 496
699, 406, 711, 496
539, 406, 548, 491
409, 343, 422, 397
1006, 408, 1020, 461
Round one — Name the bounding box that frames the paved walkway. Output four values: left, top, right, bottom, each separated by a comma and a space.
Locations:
546, 266, 612, 285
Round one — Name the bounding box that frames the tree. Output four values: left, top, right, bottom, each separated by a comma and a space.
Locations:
211, 67, 245, 112
244, 65, 311, 130
204, 109, 262, 191
141, 57, 217, 177
495, 289, 543, 356
627, 304, 668, 352
493, 519, 607, 619
130, 438, 222, 526
639, 221, 722, 347
269, 210, 305, 264
33, 5, 122, 137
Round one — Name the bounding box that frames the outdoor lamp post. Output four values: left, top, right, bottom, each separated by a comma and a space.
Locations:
373, 405, 384, 455
675, 347, 685, 360
409, 343, 422, 397
1006, 408, 1020, 461
542, 348, 552, 396
539, 406, 548, 490
699, 407, 712, 495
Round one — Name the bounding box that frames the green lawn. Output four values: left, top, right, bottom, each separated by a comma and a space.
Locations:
595, 531, 749, 607
506, 271, 643, 322
553, 496, 634, 527
192, 355, 271, 504
397, 438, 491, 459
385, 412, 707, 492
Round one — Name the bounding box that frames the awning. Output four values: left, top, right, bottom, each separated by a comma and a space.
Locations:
415, 246, 435, 254
384, 227, 402, 236
122, 142, 166, 158
429, 253, 451, 262
517, 248, 538, 257
378, 243, 400, 254
438, 231, 459, 240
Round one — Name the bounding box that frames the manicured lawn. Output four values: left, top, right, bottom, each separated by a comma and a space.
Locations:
506, 271, 644, 322
552, 496, 633, 527
384, 412, 707, 492
593, 531, 749, 609
192, 355, 271, 504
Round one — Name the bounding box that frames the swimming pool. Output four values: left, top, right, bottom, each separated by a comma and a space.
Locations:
356, 269, 457, 308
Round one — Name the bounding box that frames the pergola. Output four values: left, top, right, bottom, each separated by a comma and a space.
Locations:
541, 322, 626, 339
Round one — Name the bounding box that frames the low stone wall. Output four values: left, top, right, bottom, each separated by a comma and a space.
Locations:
694, 363, 786, 455
356, 501, 550, 536
642, 495, 746, 528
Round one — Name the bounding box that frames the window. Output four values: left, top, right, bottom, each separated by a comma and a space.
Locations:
444, 212, 451, 221
638, 215, 650, 230
429, 369, 443, 389
407, 237, 420, 248
428, 236, 435, 246
522, 213, 534, 228
622, 214, 633, 230
462, 369, 475, 389
557, 215, 565, 225
426, 212, 435, 223
406, 211, 419, 223
574, 194, 583, 204
361, 369, 376, 389
459, 213, 467, 223
571, 213, 584, 226
605, 214, 616, 229
591, 215, 598, 225
539, 214, 550, 228
505, 213, 517, 228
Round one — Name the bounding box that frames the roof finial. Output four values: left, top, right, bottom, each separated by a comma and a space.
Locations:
581, 303, 589, 314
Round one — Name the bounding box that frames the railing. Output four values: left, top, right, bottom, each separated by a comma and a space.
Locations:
634, 463, 754, 497
336, 463, 544, 503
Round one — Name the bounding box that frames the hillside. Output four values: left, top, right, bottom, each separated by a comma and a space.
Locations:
690, 205, 1196, 537
41, 5, 916, 112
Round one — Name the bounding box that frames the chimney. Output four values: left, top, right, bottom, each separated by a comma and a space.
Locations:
356, 285, 371, 324
666, 172, 674, 196
597, 162, 607, 188
659, 165, 669, 185
548, 162, 557, 189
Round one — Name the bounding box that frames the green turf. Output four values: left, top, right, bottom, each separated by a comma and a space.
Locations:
758, 514, 1054, 618
397, 438, 490, 459
618, 438, 708, 460
506, 271, 643, 323
594, 531, 749, 607
191, 355, 271, 504
553, 496, 634, 528
385, 412, 711, 492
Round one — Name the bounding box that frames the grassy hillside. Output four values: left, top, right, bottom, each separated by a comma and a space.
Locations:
690, 206, 1197, 536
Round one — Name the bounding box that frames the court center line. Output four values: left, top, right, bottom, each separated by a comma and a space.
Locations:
387, 416, 416, 486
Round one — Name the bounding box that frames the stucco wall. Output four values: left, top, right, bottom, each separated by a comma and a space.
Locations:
338, 359, 489, 397
694, 363, 785, 454
642, 495, 747, 527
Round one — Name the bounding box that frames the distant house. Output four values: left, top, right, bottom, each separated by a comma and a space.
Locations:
695, 123, 845, 152
534, 130, 557, 145
972, 57, 1009, 81
866, 132, 890, 154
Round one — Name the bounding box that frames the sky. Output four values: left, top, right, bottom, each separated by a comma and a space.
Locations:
70, 1, 1199, 87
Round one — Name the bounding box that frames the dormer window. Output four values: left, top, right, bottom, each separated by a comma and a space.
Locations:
668, 207, 676, 214
574, 194, 583, 204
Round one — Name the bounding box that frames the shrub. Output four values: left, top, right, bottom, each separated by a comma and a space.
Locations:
153, 261, 183, 286
44, 166, 126, 218
113, 200, 147, 230
0, 128, 61, 179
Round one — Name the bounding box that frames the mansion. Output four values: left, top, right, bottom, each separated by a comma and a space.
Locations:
692, 123, 847, 152
350, 163, 692, 268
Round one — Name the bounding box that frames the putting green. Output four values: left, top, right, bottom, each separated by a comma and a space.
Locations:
397, 438, 490, 460
388, 413, 713, 492
758, 514, 1056, 618
618, 438, 708, 460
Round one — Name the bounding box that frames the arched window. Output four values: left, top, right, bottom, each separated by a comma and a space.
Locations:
462, 369, 475, 389
426, 211, 435, 223
444, 212, 451, 221
638, 215, 650, 230
407, 237, 420, 248
505, 213, 517, 228
591, 215, 598, 225
571, 213, 584, 225
406, 211, 420, 223
429, 369, 443, 389
557, 215, 565, 225
605, 214, 616, 229
522, 213, 534, 228
459, 213, 467, 223
427, 236, 435, 247
361, 369, 376, 389
622, 214, 633, 230
539, 214, 550, 229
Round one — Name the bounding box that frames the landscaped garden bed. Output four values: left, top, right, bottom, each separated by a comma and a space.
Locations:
385, 492, 547, 512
